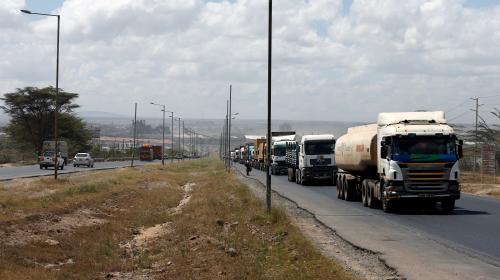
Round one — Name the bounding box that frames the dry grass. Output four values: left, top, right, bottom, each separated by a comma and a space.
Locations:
461, 172, 500, 198
0, 159, 354, 280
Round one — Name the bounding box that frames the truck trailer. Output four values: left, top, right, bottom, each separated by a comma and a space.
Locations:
286, 134, 336, 185
255, 138, 267, 170
335, 111, 462, 213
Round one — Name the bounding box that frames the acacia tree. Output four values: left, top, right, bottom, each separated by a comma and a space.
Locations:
0, 86, 92, 155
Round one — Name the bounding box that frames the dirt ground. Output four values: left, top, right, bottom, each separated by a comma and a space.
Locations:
234, 169, 401, 280
0, 159, 356, 280
461, 172, 500, 198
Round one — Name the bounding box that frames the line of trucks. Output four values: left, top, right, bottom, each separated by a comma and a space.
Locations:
232, 111, 463, 213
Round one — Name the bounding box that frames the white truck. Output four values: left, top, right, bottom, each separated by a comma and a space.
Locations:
42, 140, 69, 165
286, 134, 336, 185
335, 111, 462, 213
39, 150, 65, 170
270, 132, 296, 175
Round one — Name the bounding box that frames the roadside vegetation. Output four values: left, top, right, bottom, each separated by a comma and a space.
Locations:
0, 159, 354, 279
461, 172, 500, 198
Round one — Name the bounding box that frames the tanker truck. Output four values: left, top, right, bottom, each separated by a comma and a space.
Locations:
335, 111, 462, 213
286, 134, 336, 185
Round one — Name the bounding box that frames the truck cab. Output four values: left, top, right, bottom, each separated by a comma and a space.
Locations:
296, 135, 336, 184
377, 112, 462, 211
271, 141, 288, 175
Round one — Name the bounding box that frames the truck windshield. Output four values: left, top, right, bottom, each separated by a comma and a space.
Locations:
392, 136, 457, 162
304, 141, 335, 155
274, 147, 286, 156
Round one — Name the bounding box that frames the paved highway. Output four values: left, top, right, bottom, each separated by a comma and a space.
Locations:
0, 159, 178, 181
235, 164, 500, 280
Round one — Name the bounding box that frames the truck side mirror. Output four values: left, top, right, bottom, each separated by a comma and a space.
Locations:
381, 146, 388, 159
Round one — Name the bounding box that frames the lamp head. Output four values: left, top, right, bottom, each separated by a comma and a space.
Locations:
20, 9, 32, 14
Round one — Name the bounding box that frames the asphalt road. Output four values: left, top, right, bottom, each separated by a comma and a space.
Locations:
235, 163, 500, 280
0, 159, 180, 181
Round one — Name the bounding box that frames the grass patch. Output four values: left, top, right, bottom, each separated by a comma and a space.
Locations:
461, 172, 500, 198
0, 159, 354, 280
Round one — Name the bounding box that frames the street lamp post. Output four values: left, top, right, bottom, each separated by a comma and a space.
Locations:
168, 111, 174, 163
21, 9, 61, 180
266, 0, 273, 213
150, 102, 166, 165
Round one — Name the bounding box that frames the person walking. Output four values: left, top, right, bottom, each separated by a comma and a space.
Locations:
245, 159, 252, 176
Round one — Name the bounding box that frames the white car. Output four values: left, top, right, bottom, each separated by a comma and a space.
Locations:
39, 151, 65, 170
73, 153, 94, 168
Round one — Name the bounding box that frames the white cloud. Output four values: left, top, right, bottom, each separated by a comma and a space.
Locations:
1, 0, 500, 124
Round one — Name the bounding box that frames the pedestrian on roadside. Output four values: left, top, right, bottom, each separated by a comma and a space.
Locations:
245, 159, 252, 176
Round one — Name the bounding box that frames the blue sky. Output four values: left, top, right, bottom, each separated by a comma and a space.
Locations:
25, 0, 63, 12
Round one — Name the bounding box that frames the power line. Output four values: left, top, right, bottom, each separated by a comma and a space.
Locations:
448, 110, 471, 122
444, 98, 471, 114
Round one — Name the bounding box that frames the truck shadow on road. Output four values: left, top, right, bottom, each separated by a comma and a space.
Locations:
394, 206, 490, 216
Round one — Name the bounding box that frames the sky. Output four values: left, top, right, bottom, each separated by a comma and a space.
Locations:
1, 0, 500, 123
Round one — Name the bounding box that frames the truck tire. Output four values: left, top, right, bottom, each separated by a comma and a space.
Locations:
367, 185, 376, 208
39, 165, 43, 170
288, 168, 295, 182
343, 179, 349, 200
339, 178, 346, 200
345, 179, 356, 201
295, 169, 300, 184
60, 164, 64, 170
441, 199, 455, 214
361, 180, 368, 207
336, 175, 342, 199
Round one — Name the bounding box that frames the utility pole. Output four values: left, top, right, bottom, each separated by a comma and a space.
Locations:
170, 112, 174, 163
131, 103, 137, 167
182, 120, 185, 160
266, 0, 273, 213
226, 101, 229, 170
229, 85, 232, 171
471, 97, 480, 173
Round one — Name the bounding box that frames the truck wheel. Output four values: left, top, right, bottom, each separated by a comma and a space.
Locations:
60, 164, 64, 170
367, 187, 375, 208
336, 175, 342, 199
441, 199, 455, 214
39, 165, 43, 170
361, 181, 368, 207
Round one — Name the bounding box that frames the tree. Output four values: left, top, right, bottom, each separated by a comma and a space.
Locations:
0, 86, 92, 155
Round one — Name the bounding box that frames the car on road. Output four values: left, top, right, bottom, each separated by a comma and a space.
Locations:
73, 153, 94, 168
39, 151, 65, 170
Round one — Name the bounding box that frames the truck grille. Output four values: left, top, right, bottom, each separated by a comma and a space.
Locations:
402, 162, 450, 192
310, 158, 331, 166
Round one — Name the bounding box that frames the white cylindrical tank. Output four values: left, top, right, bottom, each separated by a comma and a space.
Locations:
335, 124, 378, 175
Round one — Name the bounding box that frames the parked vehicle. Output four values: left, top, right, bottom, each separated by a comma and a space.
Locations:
233, 149, 240, 162
286, 134, 336, 185
42, 141, 68, 165
73, 153, 94, 168
139, 144, 154, 161
335, 111, 462, 213
39, 151, 65, 170
152, 145, 163, 160
271, 132, 296, 175
255, 138, 267, 170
